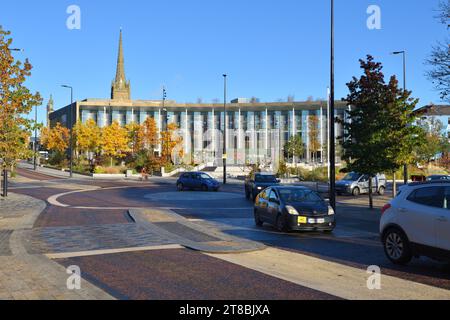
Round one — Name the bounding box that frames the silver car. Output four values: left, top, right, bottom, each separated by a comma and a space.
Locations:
335, 172, 386, 196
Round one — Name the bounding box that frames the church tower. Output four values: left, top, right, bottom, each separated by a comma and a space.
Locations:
111, 30, 131, 100
47, 94, 54, 127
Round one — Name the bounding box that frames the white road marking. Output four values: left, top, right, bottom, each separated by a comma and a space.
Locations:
45, 244, 184, 259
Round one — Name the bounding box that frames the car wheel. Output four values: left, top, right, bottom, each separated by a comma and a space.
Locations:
378, 186, 386, 195
201, 185, 208, 192
177, 183, 184, 192
254, 209, 263, 227
352, 187, 360, 196
276, 215, 289, 232
383, 228, 413, 265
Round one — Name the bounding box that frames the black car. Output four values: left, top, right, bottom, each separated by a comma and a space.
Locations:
245, 172, 280, 200
254, 186, 336, 232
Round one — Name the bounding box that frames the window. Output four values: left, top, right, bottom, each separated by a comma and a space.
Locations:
255, 175, 277, 183
407, 187, 445, 208
260, 189, 270, 200
279, 188, 323, 202
269, 190, 279, 202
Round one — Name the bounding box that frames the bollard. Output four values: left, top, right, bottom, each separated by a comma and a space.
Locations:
2, 169, 7, 197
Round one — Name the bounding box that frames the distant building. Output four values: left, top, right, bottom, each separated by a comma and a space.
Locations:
49, 31, 350, 166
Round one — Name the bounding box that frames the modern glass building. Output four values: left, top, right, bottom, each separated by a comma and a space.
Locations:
49, 31, 348, 166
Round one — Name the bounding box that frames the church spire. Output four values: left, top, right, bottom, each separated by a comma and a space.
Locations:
111, 29, 131, 100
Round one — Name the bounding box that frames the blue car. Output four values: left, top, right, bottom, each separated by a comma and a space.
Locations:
176, 172, 220, 192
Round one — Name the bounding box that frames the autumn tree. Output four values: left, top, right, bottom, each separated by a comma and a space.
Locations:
42, 123, 70, 154
161, 123, 183, 165
125, 122, 142, 155
101, 121, 130, 167
0, 27, 42, 173
73, 119, 101, 157
139, 117, 159, 156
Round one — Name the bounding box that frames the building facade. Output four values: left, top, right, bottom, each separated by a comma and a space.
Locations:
49, 31, 348, 166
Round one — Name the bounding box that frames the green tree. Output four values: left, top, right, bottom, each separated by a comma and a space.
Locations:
341, 55, 423, 209
308, 115, 321, 163
414, 117, 449, 164
285, 134, 305, 163
0, 27, 42, 173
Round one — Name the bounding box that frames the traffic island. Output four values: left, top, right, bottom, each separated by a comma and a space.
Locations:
128, 209, 266, 254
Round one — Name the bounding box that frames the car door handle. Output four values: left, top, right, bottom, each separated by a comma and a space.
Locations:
398, 208, 407, 212
437, 216, 448, 222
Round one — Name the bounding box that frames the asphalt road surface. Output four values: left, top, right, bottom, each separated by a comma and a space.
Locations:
11, 168, 450, 299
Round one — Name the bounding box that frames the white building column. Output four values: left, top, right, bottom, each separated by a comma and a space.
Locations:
158, 109, 162, 155
292, 108, 296, 165
185, 109, 189, 159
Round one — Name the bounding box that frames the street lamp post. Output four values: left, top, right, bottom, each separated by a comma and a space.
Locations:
392, 50, 408, 185
162, 87, 168, 162
33, 104, 38, 170
223, 74, 227, 185
61, 85, 74, 178
329, 0, 336, 211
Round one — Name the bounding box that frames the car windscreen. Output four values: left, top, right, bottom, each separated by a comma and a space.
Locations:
199, 173, 213, 180
342, 173, 360, 181
278, 189, 323, 203
255, 175, 277, 183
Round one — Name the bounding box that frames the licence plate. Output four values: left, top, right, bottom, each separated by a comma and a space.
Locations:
298, 216, 307, 224
317, 218, 325, 224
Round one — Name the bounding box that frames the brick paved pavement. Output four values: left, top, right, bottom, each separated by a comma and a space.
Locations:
0, 193, 113, 300
25, 223, 173, 254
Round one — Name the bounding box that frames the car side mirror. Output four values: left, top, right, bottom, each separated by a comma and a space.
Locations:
276, 179, 281, 183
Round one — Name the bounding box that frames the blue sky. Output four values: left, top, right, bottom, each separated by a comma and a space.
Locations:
0, 0, 447, 124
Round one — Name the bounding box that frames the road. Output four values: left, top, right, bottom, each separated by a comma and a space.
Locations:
9, 167, 450, 300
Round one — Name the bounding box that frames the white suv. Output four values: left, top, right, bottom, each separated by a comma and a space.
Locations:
380, 181, 450, 265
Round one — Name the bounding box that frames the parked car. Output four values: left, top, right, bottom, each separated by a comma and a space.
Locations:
335, 172, 386, 196
380, 181, 450, 265
254, 186, 336, 232
176, 172, 220, 192
245, 172, 280, 201
426, 175, 450, 182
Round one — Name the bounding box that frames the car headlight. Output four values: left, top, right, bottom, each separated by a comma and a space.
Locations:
328, 206, 335, 216
286, 205, 299, 215
257, 186, 263, 190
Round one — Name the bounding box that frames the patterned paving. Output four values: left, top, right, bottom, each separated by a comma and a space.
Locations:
0, 230, 13, 256
24, 223, 173, 254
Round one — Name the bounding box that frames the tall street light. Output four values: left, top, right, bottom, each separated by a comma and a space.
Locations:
162, 87, 168, 162
392, 50, 408, 185
223, 74, 227, 185
329, 0, 336, 211
61, 85, 74, 178
33, 103, 38, 170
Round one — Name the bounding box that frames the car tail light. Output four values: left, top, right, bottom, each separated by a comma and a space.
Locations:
381, 204, 391, 215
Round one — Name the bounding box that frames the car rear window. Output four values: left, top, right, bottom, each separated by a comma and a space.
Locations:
255, 175, 277, 183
